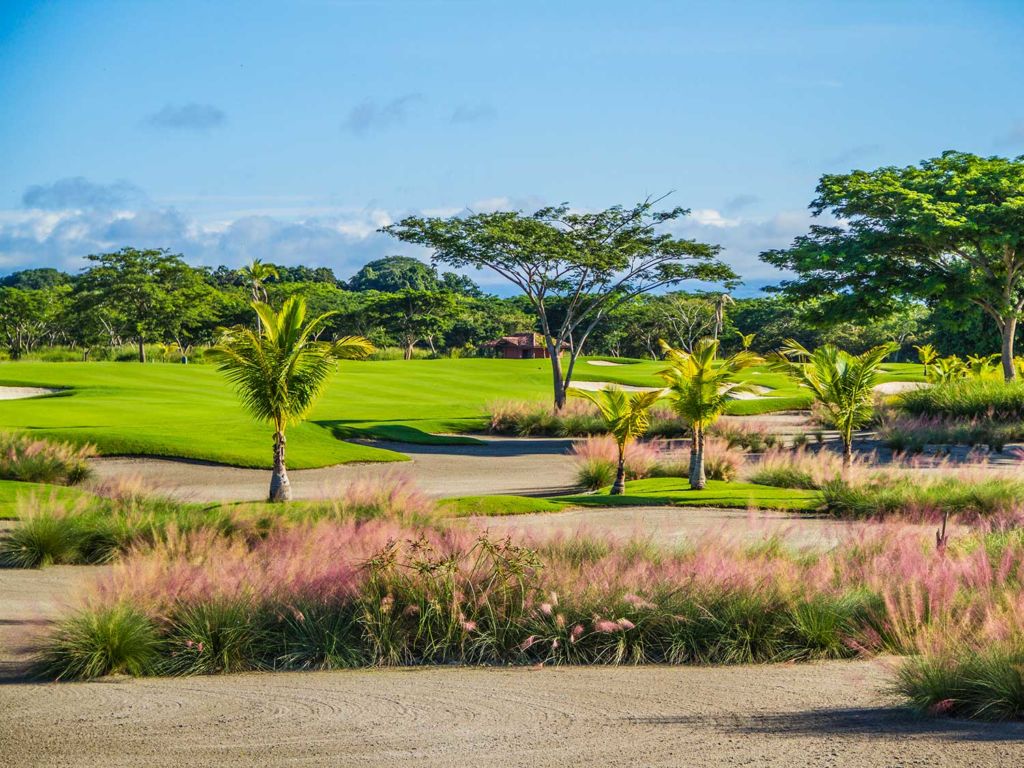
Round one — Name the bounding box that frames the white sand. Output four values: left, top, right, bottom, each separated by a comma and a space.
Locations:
569, 380, 661, 393
874, 381, 927, 395
585, 360, 624, 367
0, 386, 60, 400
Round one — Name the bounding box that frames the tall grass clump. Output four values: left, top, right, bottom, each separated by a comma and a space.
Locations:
488, 400, 688, 439
899, 379, 1024, 420
878, 413, 1023, 453
41, 518, 1024, 703
0, 432, 94, 484
571, 435, 743, 490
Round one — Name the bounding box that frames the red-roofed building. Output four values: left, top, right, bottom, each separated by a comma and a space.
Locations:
482, 332, 567, 359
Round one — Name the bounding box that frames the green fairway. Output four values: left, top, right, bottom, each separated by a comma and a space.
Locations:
439, 494, 568, 517
554, 477, 822, 511
0, 359, 925, 469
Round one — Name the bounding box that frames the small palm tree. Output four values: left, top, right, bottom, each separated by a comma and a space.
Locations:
659, 338, 762, 490
914, 343, 938, 379
569, 386, 663, 495
735, 331, 756, 351
209, 296, 373, 501
966, 353, 1000, 379
239, 259, 280, 332
772, 340, 895, 467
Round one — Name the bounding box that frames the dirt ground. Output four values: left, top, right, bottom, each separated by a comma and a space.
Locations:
3, 659, 1022, 767
87, 436, 582, 502
6, 422, 1022, 765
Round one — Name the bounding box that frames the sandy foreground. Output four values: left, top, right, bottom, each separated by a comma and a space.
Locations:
2, 546, 1023, 767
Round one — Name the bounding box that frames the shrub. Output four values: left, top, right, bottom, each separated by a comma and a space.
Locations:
878, 413, 1022, 452
0, 432, 94, 484
572, 435, 742, 488
745, 448, 848, 490
489, 400, 688, 439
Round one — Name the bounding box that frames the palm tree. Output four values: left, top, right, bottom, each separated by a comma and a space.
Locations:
658, 338, 762, 490
239, 259, 280, 332
772, 340, 896, 467
914, 343, 938, 380
569, 386, 663, 494
735, 330, 756, 351
209, 296, 373, 501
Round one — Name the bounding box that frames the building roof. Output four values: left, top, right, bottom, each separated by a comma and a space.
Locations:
482, 332, 568, 349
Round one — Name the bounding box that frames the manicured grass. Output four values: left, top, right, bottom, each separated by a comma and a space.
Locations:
0, 479, 87, 518
0, 358, 924, 469
439, 495, 568, 517
554, 477, 823, 511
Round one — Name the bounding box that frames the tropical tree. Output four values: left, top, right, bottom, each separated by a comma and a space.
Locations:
914, 343, 938, 379
239, 259, 280, 332
735, 330, 756, 351
659, 338, 762, 490
772, 340, 896, 467
383, 197, 736, 408
762, 152, 1024, 381
569, 386, 663, 494
209, 296, 373, 501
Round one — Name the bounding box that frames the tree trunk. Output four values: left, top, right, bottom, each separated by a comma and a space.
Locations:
269, 430, 291, 502
689, 426, 706, 490
549, 347, 567, 409
1000, 317, 1018, 381
612, 448, 626, 495
404, 341, 414, 361
842, 432, 853, 469
138, 337, 146, 363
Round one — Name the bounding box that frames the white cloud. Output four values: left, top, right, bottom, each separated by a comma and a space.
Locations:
145, 103, 226, 132
0, 178, 815, 289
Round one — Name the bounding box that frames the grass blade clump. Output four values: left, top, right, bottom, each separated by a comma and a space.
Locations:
34, 604, 161, 680
0, 432, 94, 484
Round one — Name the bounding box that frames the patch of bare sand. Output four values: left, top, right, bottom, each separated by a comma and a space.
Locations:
1, 657, 1021, 767
461, 506, 869, 549
87, 437, 581, 502
0, 385, 60, 399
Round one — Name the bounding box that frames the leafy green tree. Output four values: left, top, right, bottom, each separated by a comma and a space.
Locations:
762, 152, 1024, 381
0, 285, 70, 357
659, 338, 761, 489
365, 289, 459, 358
209, 296, 373, 501
772, 340, 895, 467
569, 386, 662, 494
383, 197, 736, 408
348, 256, 439, 292
75, 248, 210, 362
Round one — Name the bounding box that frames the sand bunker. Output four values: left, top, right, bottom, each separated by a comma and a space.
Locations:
0, 386, 60, 400
874, 381, 927, 395
569, 380, 661, 393
586, 360, 625, 366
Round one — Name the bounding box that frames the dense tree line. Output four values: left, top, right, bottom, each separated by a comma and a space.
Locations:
0, 247, 996, 364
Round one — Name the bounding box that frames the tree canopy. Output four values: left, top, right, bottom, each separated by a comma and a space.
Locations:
762, 151, 1024, 380
383, 197, 737, 406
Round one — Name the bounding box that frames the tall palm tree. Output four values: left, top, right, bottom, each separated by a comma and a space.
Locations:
209, 296, 373, 501
239, 259, 280, 332
659, 338, 762, 490
772, 340, 895, 467
569, 386, 663, 494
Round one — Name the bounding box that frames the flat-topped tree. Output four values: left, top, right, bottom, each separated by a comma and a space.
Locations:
382, 197, 736, 408
762, 151, 1024, 381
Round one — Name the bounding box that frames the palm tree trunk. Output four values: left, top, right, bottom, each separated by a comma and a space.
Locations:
842, 431, 853, 469
690, 426, 706, 490
269, 430, 291, 502
612, 447, 626, 495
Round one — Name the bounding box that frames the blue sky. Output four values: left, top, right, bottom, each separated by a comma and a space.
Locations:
1, 0, 1022, 291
